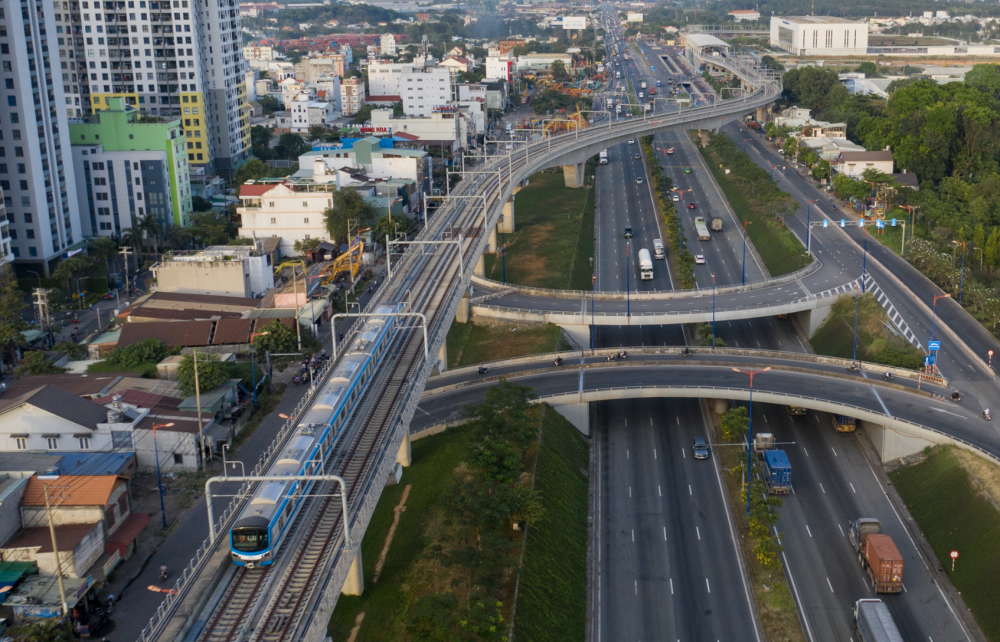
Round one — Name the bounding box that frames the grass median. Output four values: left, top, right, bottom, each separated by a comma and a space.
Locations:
810, 293, 924, 369
696, 132, 811, 277
445, 321, 571, 369
484, 165, 595, 291
890, 446, 1000, 641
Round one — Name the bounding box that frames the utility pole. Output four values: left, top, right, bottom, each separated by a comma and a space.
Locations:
347, 218, 359, 294
42, 484, 69, 616
119, 247, 133, 294
193, 349, 205, 472
292, 268, 302, 351
33, 289, 52, 347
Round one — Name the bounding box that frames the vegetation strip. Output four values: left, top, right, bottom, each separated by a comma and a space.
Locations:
484, 169, 595, 290
696, 132, 811, 277
715, 407, 807, 642
641, 135, 693, 288
890, 446, 1000, 641
445, 321, 570, 369
810, 294, 925, 369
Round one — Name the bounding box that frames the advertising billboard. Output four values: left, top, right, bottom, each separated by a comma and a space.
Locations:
562, 16, 588, 30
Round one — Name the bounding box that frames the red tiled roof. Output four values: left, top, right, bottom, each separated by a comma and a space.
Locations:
239, 183, 278, 197
393, 132, 420, 141
366, 95, 401, 102
107, 513, 150, 556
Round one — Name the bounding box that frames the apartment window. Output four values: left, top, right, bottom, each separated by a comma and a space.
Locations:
812, 30, 817, 48
46, 436, 59, 449
825, 30, 833, 48
14, 437, 27, 450
78, 436, 91, 449
173, 453, 184, 464
270, 217, 276, 224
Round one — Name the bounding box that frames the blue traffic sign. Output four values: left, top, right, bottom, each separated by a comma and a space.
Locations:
891, 218, 897, 226
928, 340, 941, 351
822, 219, 828, 227
840, 219, 846, 227
925, 355, 937, 366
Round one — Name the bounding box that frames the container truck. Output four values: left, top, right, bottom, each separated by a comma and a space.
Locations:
653, 238, 665, 259
710, 216, 723, 232
649, 87, 656, 96
616, 71, 622, 79
833, 414, 857, 432
599, 149, 608, 165
694, 217, 711, 241
640, 81, 647, 90
854, 599, 904, 642
762, 449, 792, 494
753, 432, 775, 456
849, 518, 904, 593
638, 249, 653, 280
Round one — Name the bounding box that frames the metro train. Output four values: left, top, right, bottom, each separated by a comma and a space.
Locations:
229, 304, 401, 567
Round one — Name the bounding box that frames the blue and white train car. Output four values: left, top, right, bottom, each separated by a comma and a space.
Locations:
230, 305, 400, 566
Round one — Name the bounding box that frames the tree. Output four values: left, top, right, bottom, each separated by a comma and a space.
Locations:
324, 189, 377, 243
188, 210, 237, 247
252, 320, 298, 355
463, 379, 538, 452
720, 406, 749, 442
258, 95, 281, 116
293, 237, 323, 253
812, 159, 831, 181
697, 324, 726, 347
275, 133, 309, 160
0, 279, 28, 371
352, 103, 376, 124
251, 125, 274, 159
372, 214, 416, 245
177, 352, 228, 396
15, 351, 68, 378
234, 158, 272, 185
781, 136, 798, 157
5, 619, 76, 642
550, 59, 570, 82
136, 214, 163, 258
104, 338, 170, 368
52, 257, 100, 296
855, 61, 879, 77
191, 195, 214, 212
87, 236, 119, 279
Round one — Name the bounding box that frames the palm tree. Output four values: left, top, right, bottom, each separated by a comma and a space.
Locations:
87, 236, 119, 279
136, 215, 163, 259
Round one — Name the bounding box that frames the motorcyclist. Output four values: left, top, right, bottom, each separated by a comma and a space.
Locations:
159, 564, 168, 579
952, 390, 961, 402
477, 366, 488, 375
984, 408, 991, 420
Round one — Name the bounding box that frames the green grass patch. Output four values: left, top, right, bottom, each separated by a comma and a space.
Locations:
512, 406, 589, 642
810, 293, 925, 369
890, 447, 1000, 641
484, 169, 595, 290
446, 321, 570, 369
328, 427, 473, 641
697, 132, 811, 277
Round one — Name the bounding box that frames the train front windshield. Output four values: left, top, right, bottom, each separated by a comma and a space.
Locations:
232, 527, 269, 553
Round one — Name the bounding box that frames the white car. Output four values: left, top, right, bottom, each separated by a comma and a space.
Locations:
628, 139, 635, 144
636, 178, 644, 184
695, 254, 706, 264
671, 193, 680, 202
666, 147, 675, 154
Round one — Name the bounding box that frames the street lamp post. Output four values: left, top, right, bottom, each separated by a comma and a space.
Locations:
151, 422, 175, 527
711, 273, 716, 349
805, 199, 818, 252
931, 293, 951, 345
853, 283, 861, 364
861, 226, 869, 293
590, 258, 595, 351
974, 246, 984, 271
741, 221, 751, 285
499, 214, 507, 285
732, 367, 770, 517
626, 240, 631, 321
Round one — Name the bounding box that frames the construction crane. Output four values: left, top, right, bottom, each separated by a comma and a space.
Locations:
273, 259, 306, 278
321, 238, 364, 285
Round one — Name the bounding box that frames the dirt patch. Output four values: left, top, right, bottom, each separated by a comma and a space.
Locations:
346, 612, 365, 642
373, 484, 412, 583
951, 448, 1000, 513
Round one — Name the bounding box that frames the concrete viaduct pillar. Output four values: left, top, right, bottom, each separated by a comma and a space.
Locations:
793, 299, 836, 337
431, 342, 447, 376
555, 403, 590, 436
396, 429, 412, 467
455, 288, 470, 323
712, 399, 728, 415
562, 162, 585, 188
862, 422, 943, 463
342, 551, 364, 596
500, 197, 515, 233
474, 254, 485, 277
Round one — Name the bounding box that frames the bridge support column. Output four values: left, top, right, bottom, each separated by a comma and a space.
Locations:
474, 253, 485, 277
487, 227, 497, 253
562, 162, 585, 188
793, 298, 835, 337
711, 399, 729, 415
555, 402, 590, 437
432, 342, 448, 376
455, 290, 470, 323
396, 429, 412, 467
342, 552, 364, 596
756, 106, 767, 122
862, 422, 943, 463
557, 323, 590, 350
500, 197, 515, 233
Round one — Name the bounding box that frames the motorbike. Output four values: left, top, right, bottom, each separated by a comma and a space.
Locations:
881, 372, 893, 382
293, 375, 301, 386
681, 348, 692, 357
952, 391, 961, 403
553, 357, 564, 366
159, 568, 168, 582
477, 366, 488, 375
984, 409, 991, 421
848, 363, 860, 373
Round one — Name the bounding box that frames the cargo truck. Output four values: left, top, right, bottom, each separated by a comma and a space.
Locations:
600, 149, 608, 165
849, 518, 904, 593
762, 449, 792, 494
753, 432, 775, 456
638, 249, 653, 280
694, 217, 711, 241
616, 71, 622, 79
710, 216, 723, 232
640, 81, 647, 89
833, 414, 857, 432
854, 599, 904, 642
650, 87, 656, 96
653, 238, 665, 259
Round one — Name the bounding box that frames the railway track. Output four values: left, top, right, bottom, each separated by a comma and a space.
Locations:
179, 66, 780, 642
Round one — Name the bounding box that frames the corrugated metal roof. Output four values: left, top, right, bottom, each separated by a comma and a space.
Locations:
213, 318, 253, 345
130, 307, 243, 321
148, 291, 259, 308
118, 320, 214, 348
0, 385, 112, 430
22, 475, 126, 507
1, 373, 126, 398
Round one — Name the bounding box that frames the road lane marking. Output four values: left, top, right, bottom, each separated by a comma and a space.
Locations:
688, 484, 692, 495
670, 578, 674, 594
803, 447, 809, 457
627, 449, 630, 459
629, 486, 632, 498
654, 448, 657, 459
930, 407, 964, 419
632, 529, 635, 542
696, 526, 701, 540
658, 485, 662, 496
806, 525, 812, 538
850, 483, 857, 494
820, 483, 826, 494
664, 527, 667, 541
676, 416, 680, 425
826, 577, 834, 593
706, 578, 711, 593
635, 580, 638, 595
838, 523, 845, 537
831, 447, 838, 457
682, 448, 686, 458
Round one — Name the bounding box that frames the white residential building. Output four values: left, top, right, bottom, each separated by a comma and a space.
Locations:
835, 151, 895, 178
237, 182, 337, 256
1, 1, 83, 275
441, 56, 471, 73
380, 33, 398, 57
57, 0, 252, 178
244, 46, 276, 61
486, 54, 514, 81
459, 83, 488, 103
300, 137, 430, 185
728, 10, 761, 22
289, 95, 338, 133
366, 58, 432, 96
770, 16, 868, 56
152, 246, 275, 298
0, 190, 11, 270
370, 108, 467, 151
401, 66, 454, 117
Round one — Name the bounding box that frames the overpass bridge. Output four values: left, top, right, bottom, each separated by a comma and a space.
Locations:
139, 54, 782, 642
416, 348, 1000, 467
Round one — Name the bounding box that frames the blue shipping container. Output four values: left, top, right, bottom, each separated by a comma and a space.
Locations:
763, 449, 792, 493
